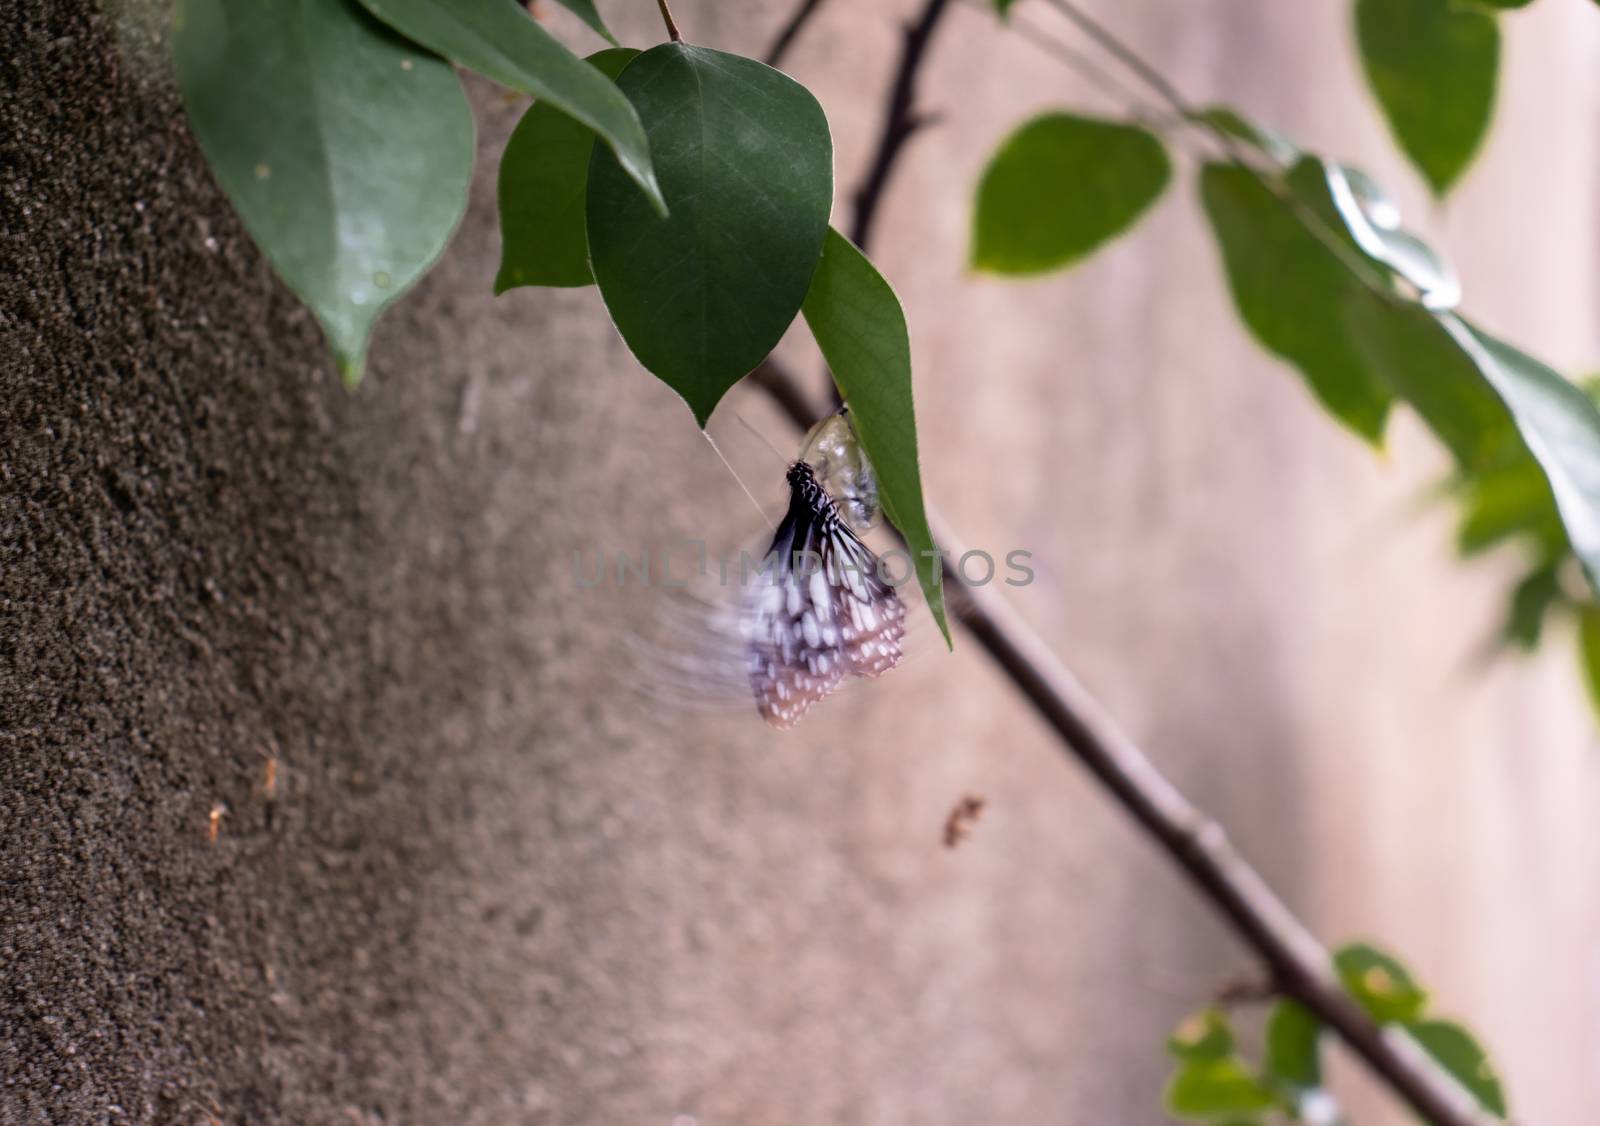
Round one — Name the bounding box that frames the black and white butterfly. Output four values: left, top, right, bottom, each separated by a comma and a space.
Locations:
743, 458, 906, 729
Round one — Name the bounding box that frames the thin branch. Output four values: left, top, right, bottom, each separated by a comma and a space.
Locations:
849, 0, 952, 252
764, 0, 828, 67
655, 0, 682, 43
1042, 0, 1193, 119
747, 359, 1494, 1126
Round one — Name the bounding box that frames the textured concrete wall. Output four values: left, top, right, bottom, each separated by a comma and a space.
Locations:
4, 0, 1597, 1123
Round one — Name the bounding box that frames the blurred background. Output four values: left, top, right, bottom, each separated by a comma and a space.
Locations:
6, 0, 1600, 1122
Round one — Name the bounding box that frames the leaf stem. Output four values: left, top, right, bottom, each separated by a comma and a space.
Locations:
655, 0, 682, 43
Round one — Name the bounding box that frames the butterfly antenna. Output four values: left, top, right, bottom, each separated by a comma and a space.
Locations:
733, 411, 790, 467
702, 428, 775, 531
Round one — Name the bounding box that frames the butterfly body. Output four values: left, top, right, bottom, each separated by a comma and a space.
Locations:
745, 461, 906, 729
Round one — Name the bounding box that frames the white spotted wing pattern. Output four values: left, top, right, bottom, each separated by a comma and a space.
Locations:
745, 461, 906, 729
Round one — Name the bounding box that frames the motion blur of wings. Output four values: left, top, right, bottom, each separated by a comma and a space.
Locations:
742, 411, 907, 729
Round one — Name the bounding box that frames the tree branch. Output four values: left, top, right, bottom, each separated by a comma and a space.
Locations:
747, 359, 1494, 1126
849, 0, 952, 252
764, 0, 828, 67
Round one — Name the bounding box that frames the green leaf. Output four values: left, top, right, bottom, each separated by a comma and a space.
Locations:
1190, 105, 1299, 166
1478, 0, 1534, 7
1406, 1019, 1508, 1116
496, 47, 636, 292
1334, 942, 1429, 1024
1453, 459, 1566, 559
1324, 163, 1460, 309
1166, 1009, 1234, 1063
1198, 161, 1393, 442
174, 0, 473, 385
1504, 564, 1562, 649
802, 229, 951, 647
587, 43, 833, 426
1577, 605, 1600, 722
1263, 1000, 1322, 1089
1164, 1060, 1278, 1121
971, 112, 1170, 276
549, 0, 619, 44
1442, 318, 1600, 592
994, 0, 1021, 15
353, 0, 663, 213
1341, 297, 1519, 472
1354, 0, 1500, 195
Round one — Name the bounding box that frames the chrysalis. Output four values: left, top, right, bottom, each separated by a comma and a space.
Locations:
744, 412, 906, 729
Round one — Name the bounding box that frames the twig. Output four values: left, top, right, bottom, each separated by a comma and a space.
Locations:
655, 0, 682, 43
764, 0, 828, 67
849, 0, 952, 252
747, 359, 1493, 1126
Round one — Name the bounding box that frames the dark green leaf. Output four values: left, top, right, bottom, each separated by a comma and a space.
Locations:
587, 43, 832, 426
1263, 1000, 1322, 1089
174, 0, 473, 385
1504, 564, 1561, 649
1355, 0, 1499, 195
971, 113, 1169, 276
802, 229, 950, 646
1406, 1018, 1508, 1116
994, 0, 1021, 15
1443, 318, 1600, 591
496, 47, 636, 292
1164, 1060, 1278, 1121
1198, 161, 1393, 442
1453, 459, 1566, 559
1334, 942, 1429, 1024
353, 0, 663, 212
1577, 605, 1600, 722
549, 0, 618, 44
1191, 105, 1299, 166
1341, 297, 1519, 472
1166, 1009, 1234, 1063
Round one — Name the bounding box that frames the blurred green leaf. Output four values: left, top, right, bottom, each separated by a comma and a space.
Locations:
1342, 298, 1518, 472
994, 0, 1021, 15
1442, 318, 1600, 592
1453, 459, 1566, 559
1191, 105, 1300, 166
549, 0, 618, 44
1199, 161, 1393, 442
1166, 1009, 1234, 1063
495, 47, 637, 292
1334, 942, 1429, 1023
1354, 0, 1499, 195
1164, 1059, 1278, 1121
802, 229, 951, 647
1263, 1000, 1322, 1089
1504, 564, 1562, 650
353, 0, 664, 212
971, 112, 1170, 276
587, 43, 832, 426
174, 0, 473, 385
1577, 605, 1600, 722
1406, 1018, 1508, 1117
1323, 163, 1460, 309
1478, 0, 1534, 7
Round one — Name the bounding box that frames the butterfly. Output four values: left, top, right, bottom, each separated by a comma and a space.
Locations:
743, 456, 907, 729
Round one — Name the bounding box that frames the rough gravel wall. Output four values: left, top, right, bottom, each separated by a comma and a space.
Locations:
5, 0, 1599, 1123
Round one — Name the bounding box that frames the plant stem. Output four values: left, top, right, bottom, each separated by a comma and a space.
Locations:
748, 359, 1494, 1126
655, 0, 682, 43
764, 0, 828, 67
